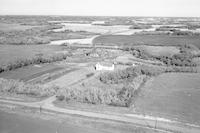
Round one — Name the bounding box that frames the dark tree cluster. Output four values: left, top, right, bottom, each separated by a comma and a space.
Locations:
99, 65, 164, 84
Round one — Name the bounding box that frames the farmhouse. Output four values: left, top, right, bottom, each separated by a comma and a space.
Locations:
95, 62, 114, 71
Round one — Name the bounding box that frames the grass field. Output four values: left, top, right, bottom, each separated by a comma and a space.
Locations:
135, 73, 200, 125
93, 35, 200, 48
0, 45, 68, 66
134, 45, 180, 57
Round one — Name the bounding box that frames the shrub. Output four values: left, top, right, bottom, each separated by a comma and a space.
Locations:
86, 73, 94, 78
122, 46, 153, 60
156, 53, 197, 67
59, 86, 130, 106
133, 65, 165, 76
57, 75, 147, 107
56, 95, 65, 101
99, 65, 164, 84
0, 78, 58, 97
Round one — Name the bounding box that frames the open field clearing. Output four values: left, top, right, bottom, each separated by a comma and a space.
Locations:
0, 45, 68, 65
93, 35, 200, 48
0, 23, 37, 31
134, 45, 180, 57
135, 73, 200, 125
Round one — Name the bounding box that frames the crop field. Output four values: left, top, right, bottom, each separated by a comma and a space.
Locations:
0, 45, 68, 66
134, 73, 200, 125
93, 34, 200, 48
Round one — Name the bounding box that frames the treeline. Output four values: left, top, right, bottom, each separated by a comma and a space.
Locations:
123, 46, 153, 60
123, 44, 198, 67
99, 65, 163, 84
57, 75, 147, 107
0, 53, 69, 73
155, 27, 200, 36
155, 53, 196, 67
129, 24, 152, 29
0, 78, 58, 97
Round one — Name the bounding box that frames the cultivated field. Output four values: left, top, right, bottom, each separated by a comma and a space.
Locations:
135, 73, 200, 125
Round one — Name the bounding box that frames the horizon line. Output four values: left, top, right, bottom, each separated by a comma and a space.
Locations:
0, 14, 200, 18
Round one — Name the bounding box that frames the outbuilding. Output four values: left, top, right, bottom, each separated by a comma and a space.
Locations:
95, 62, 114, 71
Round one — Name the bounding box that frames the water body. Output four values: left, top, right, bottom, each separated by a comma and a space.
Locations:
49, 22, 156, 45
0, 111, 108, 133
50, 22, 200, 46
49, 35, 99, 45
52, 23, 131, 34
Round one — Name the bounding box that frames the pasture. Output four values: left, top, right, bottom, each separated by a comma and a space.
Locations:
135, 73, 200, 125
93, 35, 200, 48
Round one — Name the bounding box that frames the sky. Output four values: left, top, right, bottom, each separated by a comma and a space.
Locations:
0, 0, 200, 17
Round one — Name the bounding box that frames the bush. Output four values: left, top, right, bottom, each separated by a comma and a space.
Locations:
156, 53, 197, 67
165, 66, 198, 73
58, 86, 131, 106
0, 78, 58, 97
122, 46, 153, 60
129, 24, 152, 29
56, 95, 65, 101
86, 73, 94, 78
133, 65, 165, 76
99, 65, 164, 84
57, 75, 147, 107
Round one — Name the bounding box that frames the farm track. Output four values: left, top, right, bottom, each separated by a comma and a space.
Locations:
0, 96, 200, 133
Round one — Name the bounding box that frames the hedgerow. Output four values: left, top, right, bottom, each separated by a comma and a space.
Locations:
0, 53, 69, 73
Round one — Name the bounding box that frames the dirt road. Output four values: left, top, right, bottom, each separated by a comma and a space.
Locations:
0, 96, 200, 133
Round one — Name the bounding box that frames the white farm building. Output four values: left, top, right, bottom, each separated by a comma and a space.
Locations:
95, 62, 114, 71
